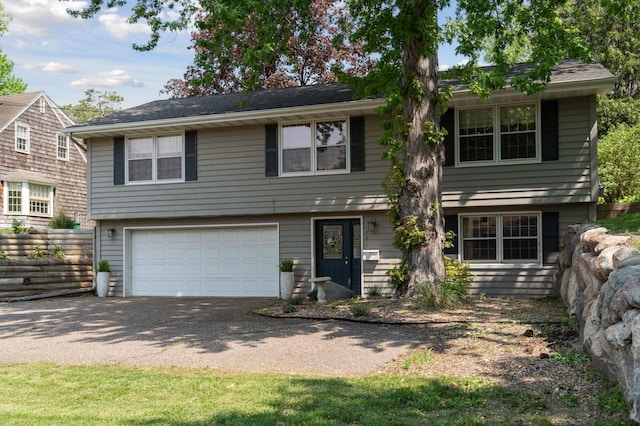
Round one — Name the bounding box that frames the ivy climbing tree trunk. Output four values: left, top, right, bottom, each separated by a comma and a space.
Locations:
394, 0, 445, 297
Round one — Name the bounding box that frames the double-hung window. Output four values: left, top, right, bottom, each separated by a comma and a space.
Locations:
57, 134, 69, 160
461, 213, 540, 263
16, 124, 30, 153
457, 103, 538, 165
281, 119, 348, 175
127, 134, 184, 183
7, 182, 22, 213
3, 182, 53, 217
29, 184, 50, 215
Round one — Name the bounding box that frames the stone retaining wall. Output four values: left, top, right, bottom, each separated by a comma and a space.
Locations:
558, 224, 640, 422
0, 229, 93, 300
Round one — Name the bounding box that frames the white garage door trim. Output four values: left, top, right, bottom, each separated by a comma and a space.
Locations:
123, 223, 279, 297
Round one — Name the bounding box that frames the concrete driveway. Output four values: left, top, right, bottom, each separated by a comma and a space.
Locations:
0, 296, 424, 376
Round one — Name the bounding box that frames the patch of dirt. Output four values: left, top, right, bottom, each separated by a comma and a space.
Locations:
257, 297, 633, 425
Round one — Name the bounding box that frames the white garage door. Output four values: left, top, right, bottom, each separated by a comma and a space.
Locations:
130, 225, 278, 297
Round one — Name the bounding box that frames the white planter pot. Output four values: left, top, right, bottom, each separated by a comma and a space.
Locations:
280, 271, 294, 300
96, 271, 110, 297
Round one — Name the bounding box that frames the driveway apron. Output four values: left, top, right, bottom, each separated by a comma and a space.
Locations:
0, 297, 424, 376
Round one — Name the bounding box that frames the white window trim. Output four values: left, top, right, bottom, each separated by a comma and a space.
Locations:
2, 181, 54, 217
57, 134, 69, 161
459, 211, 542, 265
455, 101, 541, 167
15, 123, 30, 154
125, 132, 185, 185
279, 118, 350, 177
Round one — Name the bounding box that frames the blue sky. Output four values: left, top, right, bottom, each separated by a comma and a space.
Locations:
3, 0, 463, 109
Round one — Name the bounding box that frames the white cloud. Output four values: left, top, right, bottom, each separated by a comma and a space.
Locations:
41, 62, 76, 74
70, 69, 145, 88
5, 0, 85, 36
98, 11, 151, 39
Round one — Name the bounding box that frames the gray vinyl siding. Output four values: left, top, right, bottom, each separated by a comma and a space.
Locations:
448, 203, 592, 297
88, 96, 595, 220
88, 118, 388, 220
96, 204, 588, 298
442, 96, 596, 207
88, 94, 599, 298
96, 212, 398, 297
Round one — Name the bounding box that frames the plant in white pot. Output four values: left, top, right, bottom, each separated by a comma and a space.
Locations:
279, 259, 294, 300
96, 260, 111, 297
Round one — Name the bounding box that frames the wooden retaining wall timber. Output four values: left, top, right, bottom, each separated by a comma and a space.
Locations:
0, 230, 94, 300
596, 202, 640, 219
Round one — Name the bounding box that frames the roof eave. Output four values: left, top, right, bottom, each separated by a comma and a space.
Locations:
66, 75, 617, 139
449, 77, 616, 104
66, 97, 387, 138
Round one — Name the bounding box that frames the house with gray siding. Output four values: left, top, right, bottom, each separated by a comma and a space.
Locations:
0, 92, 87, 229
65, 60, 615, 298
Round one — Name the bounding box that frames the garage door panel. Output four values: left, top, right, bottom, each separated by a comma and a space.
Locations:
131, 226, 278, 297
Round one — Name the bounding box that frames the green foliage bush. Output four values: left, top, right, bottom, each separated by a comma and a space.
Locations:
598, 123, 640, 203
11, 220, 27, 234
597, 96, 640, 137
416, 257, 474, 309
49, 212, 76, 229
366, 285, 383, 298
27, 244, 44, 259
349, 302, 371, 318
53, 246, 65, 260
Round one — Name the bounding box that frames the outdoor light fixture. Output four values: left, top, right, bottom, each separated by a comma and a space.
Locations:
107, 228, 116, 238
367, 219, 377, 232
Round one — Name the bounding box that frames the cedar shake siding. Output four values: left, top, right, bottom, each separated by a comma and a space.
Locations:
0, 92, 87, 229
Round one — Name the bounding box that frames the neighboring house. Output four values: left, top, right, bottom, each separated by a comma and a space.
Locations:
0, 92, 88, 229
65, 60, 615, 298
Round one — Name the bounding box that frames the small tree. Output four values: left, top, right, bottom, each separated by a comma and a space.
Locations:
0, 3, 27, 95
61, 89, 124, 123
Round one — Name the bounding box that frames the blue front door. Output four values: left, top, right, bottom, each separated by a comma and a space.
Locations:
315, 219, 362, 296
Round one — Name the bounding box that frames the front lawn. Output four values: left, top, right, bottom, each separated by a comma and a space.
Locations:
596, 212, 640, 233
0, 363, 632, 425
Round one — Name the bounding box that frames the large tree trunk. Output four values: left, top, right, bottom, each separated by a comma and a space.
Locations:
394, 0, 445, 297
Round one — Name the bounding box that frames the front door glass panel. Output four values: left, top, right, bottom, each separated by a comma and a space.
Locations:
323, 225, 343, 259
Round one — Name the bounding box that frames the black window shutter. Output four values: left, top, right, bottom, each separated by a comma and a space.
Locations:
441, 108, 455, 166
265, 124, 278, 177
113, 136, 125, 185
444, 214, 459, 258
350, 116, 365, 172
185, 130, 197, 181
541, 100, 559, 161
542, 212, 560, 264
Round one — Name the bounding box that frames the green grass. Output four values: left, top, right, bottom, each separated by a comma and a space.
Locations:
596, 212, 640, 249
596, 212, 640, 233
0, 362, 621, 425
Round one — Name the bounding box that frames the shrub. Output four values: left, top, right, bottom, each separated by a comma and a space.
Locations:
0, 251, 7, 260
366, 285, 382, 298
416, 257, 474, 309
49, 212, 76, 229
11, 220, 27, 234
349, 302, 371, 317
28, 244, 44, 259
598, 123, 640, 203
53, 246, 65, 260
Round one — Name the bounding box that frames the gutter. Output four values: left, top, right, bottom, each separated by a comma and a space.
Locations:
66, 97, 387, 138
